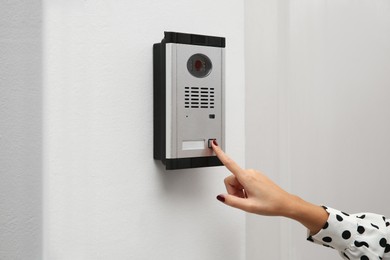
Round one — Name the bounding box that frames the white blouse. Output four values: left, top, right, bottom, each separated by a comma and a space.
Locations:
307, 206, 390, 259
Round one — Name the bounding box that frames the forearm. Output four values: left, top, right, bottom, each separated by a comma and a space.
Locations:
283, 195, 329, 235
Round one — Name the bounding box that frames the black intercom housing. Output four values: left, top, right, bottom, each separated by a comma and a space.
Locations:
153, 32, 225, 170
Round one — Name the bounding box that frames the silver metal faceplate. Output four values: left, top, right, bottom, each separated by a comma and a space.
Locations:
166, 43, 225, 159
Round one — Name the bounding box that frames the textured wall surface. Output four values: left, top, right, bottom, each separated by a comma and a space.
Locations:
43, 1, 245, 259
245, 0, 390, 259
0, 1, 43, 259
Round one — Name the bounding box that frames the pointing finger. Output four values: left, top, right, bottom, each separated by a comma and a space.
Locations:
212, 141, 245, 178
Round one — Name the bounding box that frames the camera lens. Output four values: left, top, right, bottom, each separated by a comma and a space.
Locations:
194, 60, 204, 71
187, 54, 212, 78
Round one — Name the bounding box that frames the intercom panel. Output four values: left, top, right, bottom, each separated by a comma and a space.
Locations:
153, 32, 225, 170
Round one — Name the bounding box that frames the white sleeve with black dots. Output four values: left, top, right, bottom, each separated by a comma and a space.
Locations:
307, 206, 390, 260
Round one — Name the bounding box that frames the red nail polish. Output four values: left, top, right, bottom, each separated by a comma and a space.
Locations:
213, 139, 218, 146
216, 195, 225, 203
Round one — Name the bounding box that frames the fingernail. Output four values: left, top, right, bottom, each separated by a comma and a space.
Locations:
213, 139, 218, 146
216, 195, 225, 203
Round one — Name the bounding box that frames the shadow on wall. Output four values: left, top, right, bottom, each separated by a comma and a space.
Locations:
153, 160, 209, 196
0, 1, 43, 259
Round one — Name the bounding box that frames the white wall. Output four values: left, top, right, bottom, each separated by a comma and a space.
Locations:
43, 1, 245, 259
245, 0, 390, 259
5, 1, 389, 259
0, 1, 42, 259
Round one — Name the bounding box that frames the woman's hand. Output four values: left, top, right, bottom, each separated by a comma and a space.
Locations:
212, 141, 328, 235
212, 140, 296, 216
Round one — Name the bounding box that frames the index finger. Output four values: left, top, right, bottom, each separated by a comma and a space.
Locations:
212, 141, 245, 177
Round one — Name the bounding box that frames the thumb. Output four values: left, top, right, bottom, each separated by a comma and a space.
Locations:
216, 194, 252, 212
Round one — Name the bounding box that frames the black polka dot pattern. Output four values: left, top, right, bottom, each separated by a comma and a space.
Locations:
323, 221, 329, 229
371, 223, 379, 229
342, 230, 351, 239
357, 226, 365, 234
306, 206, 390, 260
354, 240, 369, 248
379, 238, 387, 248
342, 211, 350, 216
323, 236, 332, 243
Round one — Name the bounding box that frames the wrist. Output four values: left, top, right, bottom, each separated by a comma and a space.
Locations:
283, 195, 329, 235
282, 194, 306, 219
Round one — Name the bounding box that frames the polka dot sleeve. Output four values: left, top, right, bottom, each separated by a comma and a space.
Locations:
307, 206, 390, 260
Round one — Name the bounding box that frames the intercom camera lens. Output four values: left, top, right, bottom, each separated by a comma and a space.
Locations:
187, 54, 212, 78
194, 60, 204, 71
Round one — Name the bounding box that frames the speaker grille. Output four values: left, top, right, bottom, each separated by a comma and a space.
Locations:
184, 87, 215, 109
